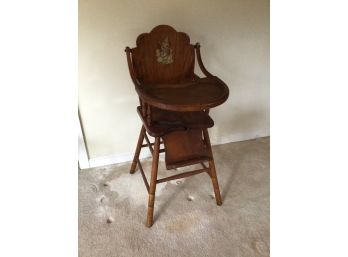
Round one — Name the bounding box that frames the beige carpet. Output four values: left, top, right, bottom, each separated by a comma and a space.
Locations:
79, 137, 269, 257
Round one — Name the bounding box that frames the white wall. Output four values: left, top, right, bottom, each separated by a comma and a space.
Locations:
79, 0, 269, 165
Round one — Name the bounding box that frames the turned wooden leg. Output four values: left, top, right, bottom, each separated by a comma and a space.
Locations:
208, 159, 222, 205
203, 129, 222, 206
130, 126, 145, 174
146, 136, 160, 227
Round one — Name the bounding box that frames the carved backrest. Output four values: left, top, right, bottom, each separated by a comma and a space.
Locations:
131, 25, 195, 85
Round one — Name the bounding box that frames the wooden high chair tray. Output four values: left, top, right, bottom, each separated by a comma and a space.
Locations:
136, 76, 229, 112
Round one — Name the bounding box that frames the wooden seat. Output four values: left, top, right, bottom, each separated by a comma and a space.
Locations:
137, 106, 214, 137
125, 25, 229, 227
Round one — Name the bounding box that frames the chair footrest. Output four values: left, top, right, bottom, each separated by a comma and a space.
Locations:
163, 129, 212, 170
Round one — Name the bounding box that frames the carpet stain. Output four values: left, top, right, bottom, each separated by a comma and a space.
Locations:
164, 211, 208, 233
251, 239, 269, 254
108, 172, 167, 207
89, 183, 98, 193
95, 205, 110, 218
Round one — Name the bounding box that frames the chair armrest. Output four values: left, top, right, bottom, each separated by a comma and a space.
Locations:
194, 43, 214, 77
125, 47, 156, 110
125, 47, 141, 87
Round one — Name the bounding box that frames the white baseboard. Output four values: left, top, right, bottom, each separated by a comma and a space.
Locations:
88, 148, 152, 168
211, 130, 270, 146
85, 131, 270, 169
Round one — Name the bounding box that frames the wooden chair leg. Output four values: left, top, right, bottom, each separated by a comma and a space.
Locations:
130, 125, 145, 174
203, 129, 222, 206
146, 136, 160, 227
208, 159, 222, 205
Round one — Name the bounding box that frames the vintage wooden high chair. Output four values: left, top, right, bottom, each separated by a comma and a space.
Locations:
125, 25, 229, 227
